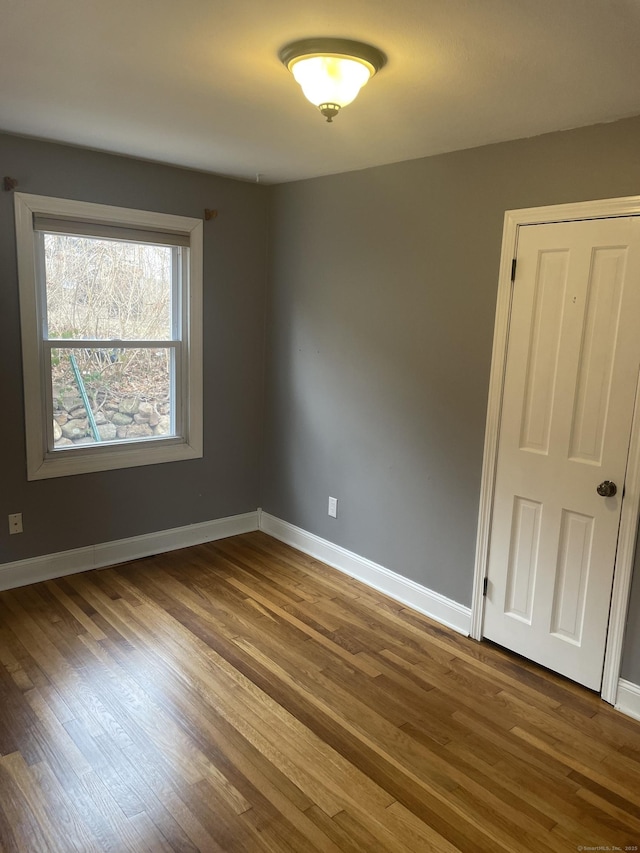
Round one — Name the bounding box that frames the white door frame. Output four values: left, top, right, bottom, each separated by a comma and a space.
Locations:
471, 194, 640, 705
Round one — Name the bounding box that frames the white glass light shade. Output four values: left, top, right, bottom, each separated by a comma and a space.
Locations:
290, 55, 372, 109
279, 39, 386, 122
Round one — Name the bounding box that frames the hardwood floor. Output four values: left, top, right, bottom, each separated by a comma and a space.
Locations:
0, 532, 639, 852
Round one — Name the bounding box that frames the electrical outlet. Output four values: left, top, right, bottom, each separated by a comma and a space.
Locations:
328, 496, 338, 518
8, 513, 23, 535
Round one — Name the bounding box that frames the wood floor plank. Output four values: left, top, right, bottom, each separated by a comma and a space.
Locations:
0, 530, 638, 851
0, 760, 49, 853
303, 805, 383, 853
80, 769, 155, 852
0, 752, 77, 852
29, 758, 104, 853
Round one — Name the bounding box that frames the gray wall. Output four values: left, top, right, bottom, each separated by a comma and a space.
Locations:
0, 133, 267, 563
262, 115, 640, 683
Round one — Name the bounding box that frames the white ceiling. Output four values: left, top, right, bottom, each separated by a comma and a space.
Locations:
2, 1, 640, 184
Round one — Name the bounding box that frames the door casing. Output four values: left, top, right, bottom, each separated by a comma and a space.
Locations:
472, 195, 640, 705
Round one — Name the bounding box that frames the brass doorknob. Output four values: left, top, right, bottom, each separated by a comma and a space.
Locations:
597, 481, 617, 497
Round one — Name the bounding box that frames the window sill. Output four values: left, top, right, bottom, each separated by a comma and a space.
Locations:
27, 438, 202, 480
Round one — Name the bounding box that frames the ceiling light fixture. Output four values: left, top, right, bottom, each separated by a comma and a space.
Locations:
279, 38, 386, 123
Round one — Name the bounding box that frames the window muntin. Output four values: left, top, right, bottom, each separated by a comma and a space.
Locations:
15, 194, 203, 480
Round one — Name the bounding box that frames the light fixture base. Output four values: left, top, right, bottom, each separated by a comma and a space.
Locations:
278, 38, 387, 75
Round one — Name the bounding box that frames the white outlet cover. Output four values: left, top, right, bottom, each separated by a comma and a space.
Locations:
8, 512, 23, 534
328, 497, 338, 518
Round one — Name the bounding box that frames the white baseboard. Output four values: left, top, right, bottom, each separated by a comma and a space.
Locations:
0, 511, 259, 592
615, 678, 640, 722
258, 511, 471, 636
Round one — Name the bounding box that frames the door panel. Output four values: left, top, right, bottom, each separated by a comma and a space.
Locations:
569, 246, 626, 463
504, 496, 541, 623
484, 217, 640, 690
519, 250, 568, 454
549, 508, 592, 643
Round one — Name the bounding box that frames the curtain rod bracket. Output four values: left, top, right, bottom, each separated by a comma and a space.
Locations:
3, 177, 18, 191
204, 209, 218, 221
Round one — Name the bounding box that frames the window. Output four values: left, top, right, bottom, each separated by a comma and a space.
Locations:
15, 193, 203, 480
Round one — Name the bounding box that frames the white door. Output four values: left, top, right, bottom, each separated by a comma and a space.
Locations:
484, 216, 640, 690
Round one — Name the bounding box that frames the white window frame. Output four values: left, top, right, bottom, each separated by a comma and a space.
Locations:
14, 193, 203, 480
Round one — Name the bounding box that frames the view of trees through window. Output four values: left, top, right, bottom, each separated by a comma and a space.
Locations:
44, 234, 176, 448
